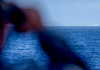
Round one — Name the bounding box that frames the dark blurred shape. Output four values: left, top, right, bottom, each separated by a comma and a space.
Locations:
0, 0, 25, 31
38, 31, 88, 70
9, 5, 25, 32
0, 0, 3, 70
0, 57, 3, 70
0, 0, 3, 29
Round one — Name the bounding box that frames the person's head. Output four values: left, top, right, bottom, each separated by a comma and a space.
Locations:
8, 4, 32, 32
1, 2, 43, 32
9, 6, 43, 32
0, 1, 26, 32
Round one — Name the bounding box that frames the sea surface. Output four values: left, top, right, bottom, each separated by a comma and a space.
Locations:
1, 26, 100, 70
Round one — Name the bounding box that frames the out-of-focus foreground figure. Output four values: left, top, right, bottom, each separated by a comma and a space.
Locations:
0, 0, 88, 70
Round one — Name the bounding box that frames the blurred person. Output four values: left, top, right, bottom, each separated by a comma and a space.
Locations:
18, 4, 87, 70
0, 0, 88, 70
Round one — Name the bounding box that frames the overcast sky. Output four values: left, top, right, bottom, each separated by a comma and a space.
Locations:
4, 0, 100, 26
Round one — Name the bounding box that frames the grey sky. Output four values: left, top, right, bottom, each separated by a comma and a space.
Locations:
4, 0, 100, 26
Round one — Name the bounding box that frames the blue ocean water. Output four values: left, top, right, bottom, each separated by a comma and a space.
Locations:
1, 26, 100, 70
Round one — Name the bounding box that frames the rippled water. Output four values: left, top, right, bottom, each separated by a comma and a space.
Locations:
1, 26, 100, 70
